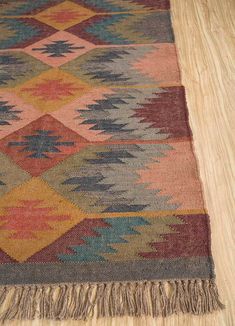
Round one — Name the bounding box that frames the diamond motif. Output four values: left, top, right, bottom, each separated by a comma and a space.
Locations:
35, 1, 95, 30
0, 91, 42, 139
16, 69, 91, 113
24, 31, 95, 67
0, 177, 87, 261
0, 115, 89, 176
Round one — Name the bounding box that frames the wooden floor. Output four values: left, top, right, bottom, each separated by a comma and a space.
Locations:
9, 0, 235, 325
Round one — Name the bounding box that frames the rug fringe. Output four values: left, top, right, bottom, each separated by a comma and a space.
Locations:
0, 279, 224, 321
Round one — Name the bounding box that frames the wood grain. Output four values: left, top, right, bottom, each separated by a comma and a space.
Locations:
8, 0, 235, 325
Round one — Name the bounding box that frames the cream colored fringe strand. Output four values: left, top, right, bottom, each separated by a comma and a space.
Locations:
0, 279, 224, 322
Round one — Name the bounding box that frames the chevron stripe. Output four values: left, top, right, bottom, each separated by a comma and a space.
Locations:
139, 214, 211, 259
42, 143, 179, 213
58, 217, 149, 262
70, 86, 190, 140
0, 18, 56, 49
103, 215, 184, 260
76, 88, 168, 140
61, 44, 180, 87
67, 11, 174, 45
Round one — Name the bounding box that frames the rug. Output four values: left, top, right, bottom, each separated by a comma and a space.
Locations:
0, 0, 224, 321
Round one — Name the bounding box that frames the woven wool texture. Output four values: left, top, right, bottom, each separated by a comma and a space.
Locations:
0, 0, 224, 321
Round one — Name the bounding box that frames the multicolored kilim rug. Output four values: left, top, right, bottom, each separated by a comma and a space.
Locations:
0, 0, 224, 321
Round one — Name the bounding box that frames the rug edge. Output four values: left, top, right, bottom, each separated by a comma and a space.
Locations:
0, 279, 225, 321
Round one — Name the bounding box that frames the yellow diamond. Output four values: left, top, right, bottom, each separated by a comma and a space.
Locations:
0, 178, 87, 262
35, 1, 95, 30
16, 68, 91, 113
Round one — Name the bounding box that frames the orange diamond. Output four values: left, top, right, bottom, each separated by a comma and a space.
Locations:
0, 178, 87, 261
35, 1, 95, 30
16, 69, 91, 113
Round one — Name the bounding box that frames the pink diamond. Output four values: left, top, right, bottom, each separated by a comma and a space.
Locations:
24, 31, 95, 67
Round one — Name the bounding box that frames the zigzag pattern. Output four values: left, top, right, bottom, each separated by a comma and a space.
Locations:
26, 218, 109, 262
0, 18, 56, 49
62, 46, 152, 85
75, 87, 190, 140
58, 217, 149, 262
61, 45, 179, 86
42, 143, 179, 213
139, 215, 211, 259
103, 215, 184, 261
58, 215, 184, 262
76, 88, 169, 140
67, 11, 173, 45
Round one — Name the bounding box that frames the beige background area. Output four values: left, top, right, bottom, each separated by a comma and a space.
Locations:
7, 0, 235, 325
